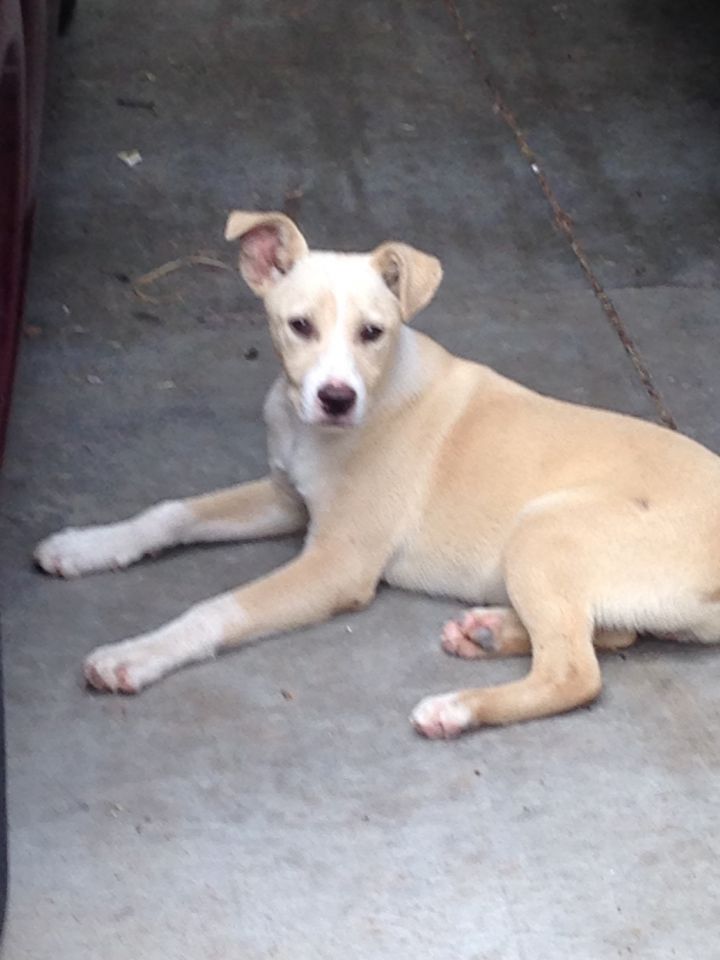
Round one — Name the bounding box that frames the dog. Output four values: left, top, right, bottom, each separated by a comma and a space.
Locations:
34, 211, 720, 738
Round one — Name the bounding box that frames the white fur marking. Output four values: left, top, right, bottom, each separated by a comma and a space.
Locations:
378, 324, 422, 410
301, 283, 365, 424
410, 693, 472, 739
35, 501, 191, 577
84, 595, 244, 692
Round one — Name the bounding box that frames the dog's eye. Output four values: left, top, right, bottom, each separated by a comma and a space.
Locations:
288, 317, 315, 339
360, 324, 384, 344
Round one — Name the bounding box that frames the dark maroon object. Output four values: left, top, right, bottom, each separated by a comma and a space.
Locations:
0, 0, 69, 463
0, 0, 72, 938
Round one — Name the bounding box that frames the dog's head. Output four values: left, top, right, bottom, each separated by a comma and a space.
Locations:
226, 211, 442, 428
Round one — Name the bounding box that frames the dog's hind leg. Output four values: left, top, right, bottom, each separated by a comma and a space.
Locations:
596, 628, 637, 651
677, 601, 720, 644
35, 476, 306, 578
415, 610, 601, 738
413, 496, 613, 738
441, 606, 636, 659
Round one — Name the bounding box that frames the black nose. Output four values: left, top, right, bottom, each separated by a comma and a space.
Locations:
318, 382, 357, 417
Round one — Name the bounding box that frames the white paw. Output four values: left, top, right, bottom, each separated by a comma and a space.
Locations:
83, 597, 236, 695
34, 524, 142, 578
410, 693, 472, 740
84, 638, 170, 694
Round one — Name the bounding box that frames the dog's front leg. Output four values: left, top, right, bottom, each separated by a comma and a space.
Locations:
35, 476, 306, 578
83, 540, 378, 693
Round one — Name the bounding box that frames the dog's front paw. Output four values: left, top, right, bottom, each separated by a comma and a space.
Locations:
84, 639, 168, 694
34, 524, 140, 578
410, 693, 472, 740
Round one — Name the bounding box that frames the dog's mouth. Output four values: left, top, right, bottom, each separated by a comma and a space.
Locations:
312, 412, 358, 429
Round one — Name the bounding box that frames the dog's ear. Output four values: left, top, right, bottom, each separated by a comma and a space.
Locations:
371, 242, 443, 322
225, 211, 309, 296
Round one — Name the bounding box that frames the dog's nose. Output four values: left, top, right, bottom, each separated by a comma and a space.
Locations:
318, 382, 357, 417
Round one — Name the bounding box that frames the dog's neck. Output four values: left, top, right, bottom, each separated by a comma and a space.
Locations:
377, 326, 452, 413
375, 325, 424, 411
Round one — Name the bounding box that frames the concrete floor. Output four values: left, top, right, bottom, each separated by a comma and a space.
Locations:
2, 0, 720, 956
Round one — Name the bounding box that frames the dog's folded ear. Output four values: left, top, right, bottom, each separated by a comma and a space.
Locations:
371, 243, 443, 322
225, 211, 309, 296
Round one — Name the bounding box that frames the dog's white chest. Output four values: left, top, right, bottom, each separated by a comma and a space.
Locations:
264, 379, 335, 505
278, 436, 326, 503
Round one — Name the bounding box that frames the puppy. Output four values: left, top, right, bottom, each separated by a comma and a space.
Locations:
35, 212, 720, 738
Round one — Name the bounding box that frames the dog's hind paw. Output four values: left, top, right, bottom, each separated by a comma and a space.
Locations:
441, 607, 530, 658
442, 615, 496, 658
410, 693, 472, 739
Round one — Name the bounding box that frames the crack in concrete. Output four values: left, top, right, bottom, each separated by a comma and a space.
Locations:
443, 0, 678, 431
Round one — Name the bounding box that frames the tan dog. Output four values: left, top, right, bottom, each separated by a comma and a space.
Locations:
35, 212, 720, 738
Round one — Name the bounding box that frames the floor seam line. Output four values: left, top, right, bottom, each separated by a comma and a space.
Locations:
442, 0, 678, 430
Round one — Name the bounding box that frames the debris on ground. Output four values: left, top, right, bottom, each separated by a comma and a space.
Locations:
283, 186, 304, 220
117, 149, 143, 168
197, 310, 227, 328
244, 347, 259, 360
132, 310, 162, 324
280, 689, 295, 701
116, 97, 156, 113
132, 254, 234, 304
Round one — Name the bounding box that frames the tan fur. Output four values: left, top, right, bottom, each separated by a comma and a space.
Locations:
34, 212, 720, 738
370, 242, 443, 321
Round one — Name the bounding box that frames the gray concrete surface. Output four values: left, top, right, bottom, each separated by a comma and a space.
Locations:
1, 0, 720, 957
457, 0, 720, 442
